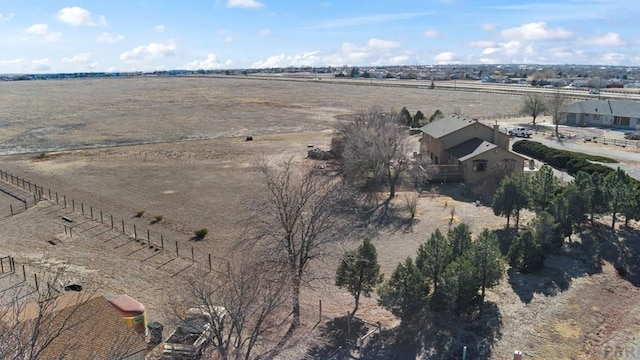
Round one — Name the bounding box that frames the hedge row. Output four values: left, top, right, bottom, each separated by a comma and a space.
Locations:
512, 140, 617, 176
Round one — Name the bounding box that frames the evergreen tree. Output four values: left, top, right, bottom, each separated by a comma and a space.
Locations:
412, 110, 425, 127
492, 171, 528, 228
448, 223, 472, 260
400, 107, 412, 127
562, 181, 589, 231
378, 257, 429, 319
336, 239, 384, 317
416, 229, 452, 294
531, 211, 563, 253
604, 167, 633, 229
527, 165, 559, 212
440, 257, 479, 313
508, 229, 544, 272
468, 229, 504, 313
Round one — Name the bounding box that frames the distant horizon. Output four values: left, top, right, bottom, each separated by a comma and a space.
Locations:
2, 1, 639, 73
0, 63, 637, 78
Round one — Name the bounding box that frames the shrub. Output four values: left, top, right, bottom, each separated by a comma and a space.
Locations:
153, 215, 163, 223
194, 228, 208, 240
135, 210, 145, 218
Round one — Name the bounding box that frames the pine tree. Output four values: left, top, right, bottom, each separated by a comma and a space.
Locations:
336, 239, 384, 317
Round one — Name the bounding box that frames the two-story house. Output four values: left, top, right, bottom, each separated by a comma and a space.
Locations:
419, 114, 526, 187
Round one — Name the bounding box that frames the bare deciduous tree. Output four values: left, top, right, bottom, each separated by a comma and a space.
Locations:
176, 258, 289, 360
340, 107, 410, 198
0, 264, 144, 360
520, 93, 548, 125
246, 158, 349, 330
549, 90, 568, 136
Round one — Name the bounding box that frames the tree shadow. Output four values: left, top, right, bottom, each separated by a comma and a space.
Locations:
370, 303, 502, 359
306, 315, 372, 359
507, 222, 640, 304
493, 227, 518, 256
356, 196, 415, 233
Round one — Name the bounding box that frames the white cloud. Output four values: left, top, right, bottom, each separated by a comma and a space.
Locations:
224, 35, 233, 43
258, 29, 272, 37
186, 54, 230, 70
31, 58, 52, 71
57, 6, 107, 26
45, 32, 62, 42
24, 24, 61, 42
0, 12, 15, 23
368, 38, 400, 50
120, 43, 177, 63
601, 52, 625, 64
251, 38, 415, 68
501, 22, 571, 41
25, 23, 49, 35
62, 53, 92, 64
227, 0, 264, 9
481, 23, 496, 31
423, 30, 442, 38
97, 32, 124, 44
581, 32, 625, 47
433, 51, 461, 64
62, 53, 99, 70
155, 24, 166, 33
252, 51, 322, 68
468, 40, 495, 48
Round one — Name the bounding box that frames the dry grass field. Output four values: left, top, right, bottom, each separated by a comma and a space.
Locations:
1, 76, 640, 359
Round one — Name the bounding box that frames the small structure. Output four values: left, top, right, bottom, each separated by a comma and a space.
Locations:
108, 294, 148, 335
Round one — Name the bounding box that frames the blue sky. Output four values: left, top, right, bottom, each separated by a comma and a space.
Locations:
1, 0, 639, 73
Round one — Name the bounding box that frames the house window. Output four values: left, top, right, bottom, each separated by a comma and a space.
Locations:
472, 159, 488, 172
614, 116, 630, 126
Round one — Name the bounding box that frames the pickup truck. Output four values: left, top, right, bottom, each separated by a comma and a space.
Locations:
508, 127, 533, 138
162, 307, 224, 359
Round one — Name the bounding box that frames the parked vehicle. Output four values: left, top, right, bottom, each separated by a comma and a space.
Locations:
162, 307, 226, 359
508, 127, 533, 138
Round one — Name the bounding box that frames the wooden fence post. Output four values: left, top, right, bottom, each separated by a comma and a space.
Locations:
122, 219, 125, 234
147, 229, 150, 243
191, 247, 195, 262
81, 203, 84, 216
22, 265, 26, 280
175, 241, 179, 257
34, 274, 38, 291
90, 206, 93, 220
55, 192, 58, 204
319, 299, 322, 323
72, 199, 75, 211
64, 196, 66, 208
208, 254, 212, 271
161, 234, 164, 249
10, 204, 13, 216
133, 224, 137, 239
110, 214, 114, 228
100, 211, 103, 224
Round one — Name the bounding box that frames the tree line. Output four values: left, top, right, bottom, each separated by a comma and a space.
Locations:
492, 165, 640, 272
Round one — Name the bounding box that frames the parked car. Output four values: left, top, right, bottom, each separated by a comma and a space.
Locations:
162, 306, 227, 359
508, 127, 533, 138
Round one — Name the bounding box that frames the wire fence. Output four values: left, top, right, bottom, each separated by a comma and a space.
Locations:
0, 169, 227, 276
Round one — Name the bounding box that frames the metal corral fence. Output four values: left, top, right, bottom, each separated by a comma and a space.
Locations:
0, 169, 227, 275
0, 170, 43, 218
